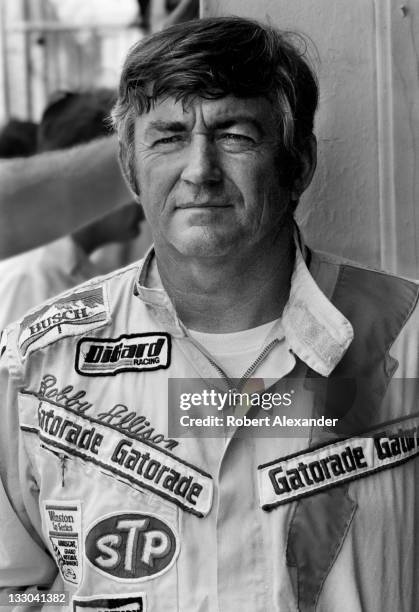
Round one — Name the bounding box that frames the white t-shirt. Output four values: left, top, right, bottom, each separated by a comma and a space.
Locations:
188, 318, 291, 380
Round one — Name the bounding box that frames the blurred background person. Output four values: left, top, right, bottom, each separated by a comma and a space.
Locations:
0, 88, 144, 330
0, 133, 133, 259
0, 118, 37, 158
0, 0, 198, 260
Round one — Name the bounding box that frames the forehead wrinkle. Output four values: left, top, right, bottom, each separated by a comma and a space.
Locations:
145, 120, 189, 136
140, 96, 276, 139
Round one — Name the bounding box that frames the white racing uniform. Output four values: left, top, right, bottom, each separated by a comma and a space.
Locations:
0, 244, 418, 612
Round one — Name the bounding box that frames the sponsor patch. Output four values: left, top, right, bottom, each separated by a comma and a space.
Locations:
43, 500, 82, 584
29, 373, 177, 449
19, 287, 110, 357
85, 512, 178, 582
21, 393, 213, 517
28, 374, 178, 450
73, 593, 146, 612
258, 415, 419, 510
75, 333, 171, 376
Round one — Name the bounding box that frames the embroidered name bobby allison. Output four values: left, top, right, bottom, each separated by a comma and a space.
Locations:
76, 333, 171, 375
258, 416, 419, 509
34, 374, 178, 450
20, 392, 213, 517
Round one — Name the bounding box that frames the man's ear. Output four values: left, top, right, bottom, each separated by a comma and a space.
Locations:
290, 133, 317, 200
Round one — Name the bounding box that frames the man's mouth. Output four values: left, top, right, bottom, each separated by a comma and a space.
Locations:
176, 202, 231, 209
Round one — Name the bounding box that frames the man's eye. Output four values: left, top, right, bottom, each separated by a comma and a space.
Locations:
152, 135, 186, 149
220, 133, 252, 141
218, 132, 255, 150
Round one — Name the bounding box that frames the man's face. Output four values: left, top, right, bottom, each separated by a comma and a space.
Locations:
133, 95, 291, 258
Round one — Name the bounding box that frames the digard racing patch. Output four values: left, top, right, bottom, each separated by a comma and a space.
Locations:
75, 333, 171, 376
20, 391, 213, 517
85, 512, 179, 582
258, 414, 419, 510
72, 593, 146, 612
19, 286, 109, 357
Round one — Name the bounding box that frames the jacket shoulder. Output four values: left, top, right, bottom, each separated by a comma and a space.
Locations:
312, 248, 418, 285
5, 260, 142, 362
312, 249, 418, 309
311, 249, 419, 369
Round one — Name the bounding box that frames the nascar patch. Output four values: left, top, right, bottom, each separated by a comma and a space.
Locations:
258, 415, 419, 510
20, 394, 213, 517
85, 512, 178, 582
43, 500, 82, 585
19, 286, 110, 357
72, 593, 146, 612
75, 333, 171, 376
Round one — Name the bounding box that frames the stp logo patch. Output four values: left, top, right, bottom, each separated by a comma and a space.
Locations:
85, 512, 179, 581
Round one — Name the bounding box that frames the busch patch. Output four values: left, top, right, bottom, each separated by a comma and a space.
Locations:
21, 391, 213, 517
85, 512, 179, 581
19, 287, 109, 357
258, 415, 419, 510
76, 333, 171, 376
43, 500, 82, 584
73, 593, 146, 612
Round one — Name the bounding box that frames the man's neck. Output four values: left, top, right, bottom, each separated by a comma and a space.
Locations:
155, 224, 295, 333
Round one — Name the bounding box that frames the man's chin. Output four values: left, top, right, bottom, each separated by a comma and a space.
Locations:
168, 228, 240, 258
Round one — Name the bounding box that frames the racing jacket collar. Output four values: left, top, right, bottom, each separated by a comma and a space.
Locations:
134, 246, 185, 337
282, 243, 354, 376
134, 239, 354, 377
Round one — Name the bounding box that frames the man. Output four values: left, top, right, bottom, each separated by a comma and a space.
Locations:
0, 17, 418, 612
0, 90, 144, 330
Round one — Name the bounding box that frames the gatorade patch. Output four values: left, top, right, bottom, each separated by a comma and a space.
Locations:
43, 500, 82, 584
75, 333, 171, 376
21, 393, 213, 517
258, 415, 419, 510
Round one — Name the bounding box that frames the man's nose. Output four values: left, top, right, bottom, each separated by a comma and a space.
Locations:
180, 135, 222, 185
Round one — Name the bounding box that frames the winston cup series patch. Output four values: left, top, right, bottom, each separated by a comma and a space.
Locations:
258, 415, 419, 510
75, 333, 171, 376
43, 500, 82, 585
19, 286, 110, 357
